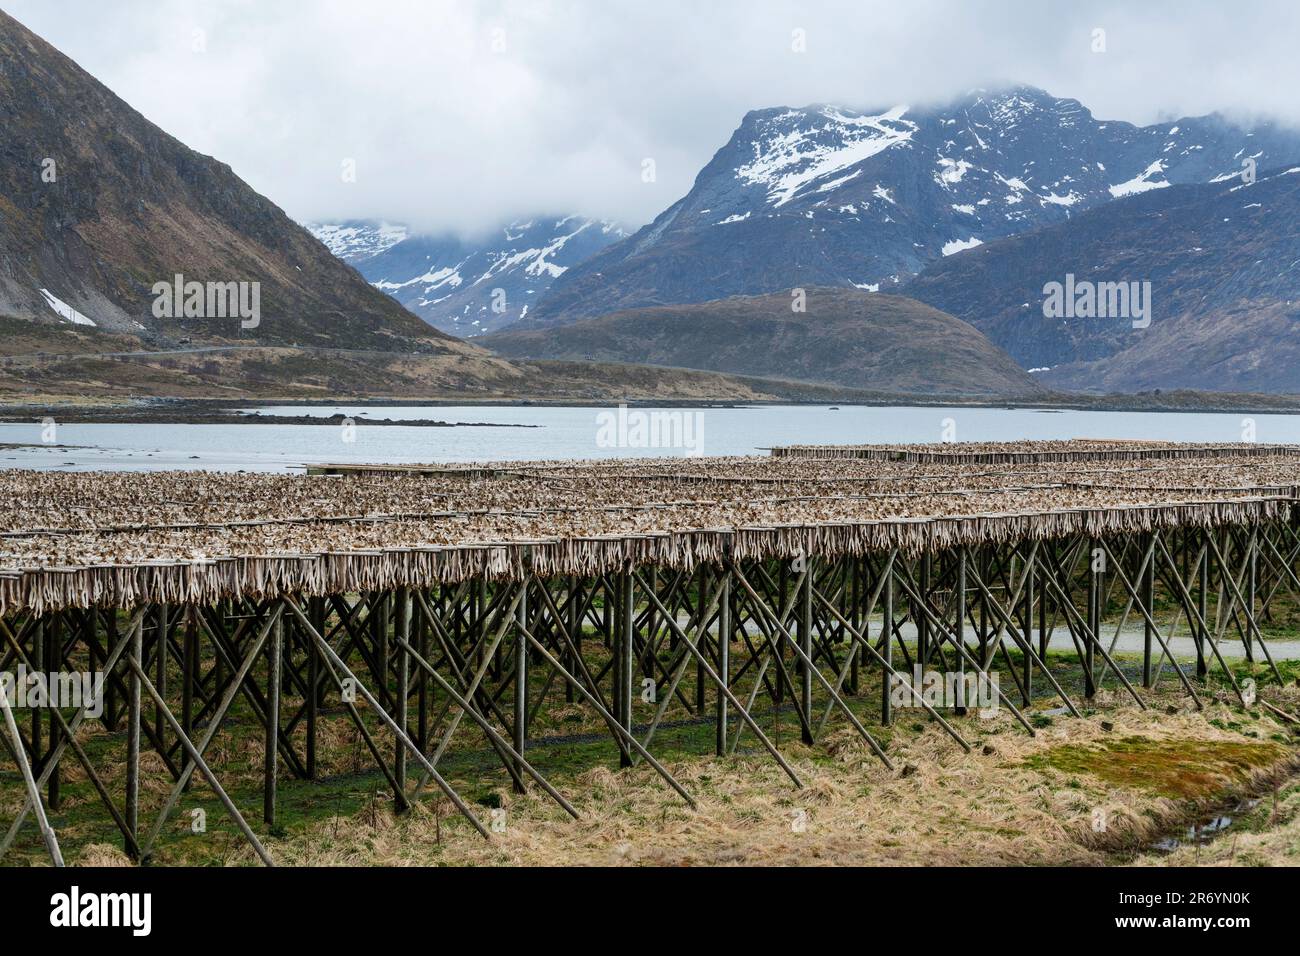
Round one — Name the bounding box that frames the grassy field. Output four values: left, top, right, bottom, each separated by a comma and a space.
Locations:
5, 639, 1298, 868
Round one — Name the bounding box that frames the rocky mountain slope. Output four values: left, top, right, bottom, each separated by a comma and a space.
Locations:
0, 10, 466, 354
309, 217, 625, 336
526, 86, 1300, 325
483, 288, 1043, 397
903, 164, 1300, 392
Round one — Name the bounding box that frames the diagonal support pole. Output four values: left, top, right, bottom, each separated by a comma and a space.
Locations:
729, 560, 896, 766
394, 634, 580, 820
514, 612, 700, 806
0, 673, 62, 865
282, 596, 491, 839
0, 609, 144, 858
139, 604, 283, 859
635, 568, 805, 787
125, 655, 274, 866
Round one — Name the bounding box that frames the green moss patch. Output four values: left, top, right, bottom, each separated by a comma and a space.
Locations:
1026, 736, 1289, 800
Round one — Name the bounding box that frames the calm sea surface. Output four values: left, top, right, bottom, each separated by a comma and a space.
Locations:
1, 404, 1295, 472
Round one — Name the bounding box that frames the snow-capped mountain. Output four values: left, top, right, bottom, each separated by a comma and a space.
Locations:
309, 220, 409, 262
904, 162, 1300, 393
309, 217, 625, 335
527, 85, 1300, 324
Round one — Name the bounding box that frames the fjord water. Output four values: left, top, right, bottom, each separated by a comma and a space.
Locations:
2, 404, 1297, 472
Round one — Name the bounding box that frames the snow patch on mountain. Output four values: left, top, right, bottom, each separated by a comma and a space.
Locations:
1040, 190, 1081, 206
1109, 161, 1171, 198
374, 265, 463, 293
38, 288, 95, 326
942, 237, 984, 256
735, 106, 916, 207
935, 157, 973, 185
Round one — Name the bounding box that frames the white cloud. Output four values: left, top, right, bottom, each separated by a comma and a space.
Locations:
9, 0, 1300, 234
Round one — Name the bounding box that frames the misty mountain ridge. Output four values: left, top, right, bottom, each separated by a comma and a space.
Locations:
4, 10, 832, 405
523, 84, 1300, 325
308, 216, 626, 336
310, 220, 409, 263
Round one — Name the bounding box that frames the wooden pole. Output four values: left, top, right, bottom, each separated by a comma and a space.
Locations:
125, 614, 142, 858
716, 572, 730, 755
264, 609, 282, 828
513, 580, 528, 790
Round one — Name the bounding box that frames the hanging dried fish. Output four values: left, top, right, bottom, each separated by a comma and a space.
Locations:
3, 441, 1298, 615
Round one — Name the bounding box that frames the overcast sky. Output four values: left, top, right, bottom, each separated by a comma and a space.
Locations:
8, 0, 1300, 236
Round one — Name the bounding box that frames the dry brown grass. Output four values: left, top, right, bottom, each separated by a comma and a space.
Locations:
75, 843, 134, 867
19, 678, 1289, 867
252, 690, 1299, 868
